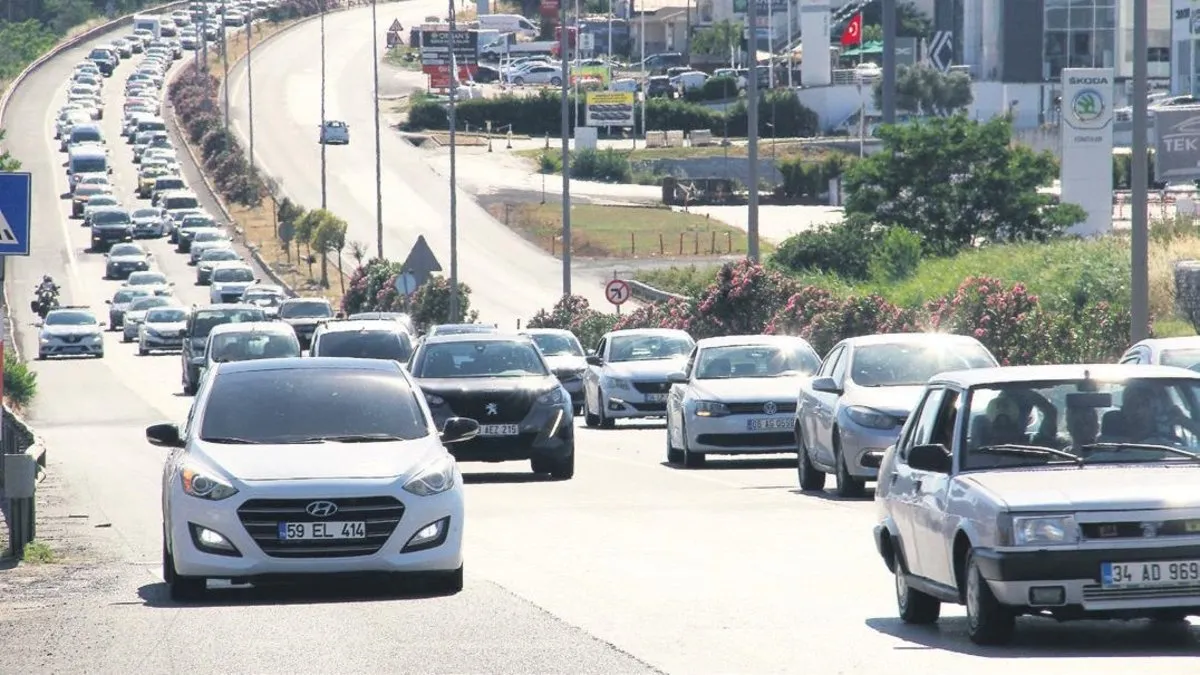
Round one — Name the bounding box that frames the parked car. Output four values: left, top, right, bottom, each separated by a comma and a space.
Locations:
1119, 336, 1200, 370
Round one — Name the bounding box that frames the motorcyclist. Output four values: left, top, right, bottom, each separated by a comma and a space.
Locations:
34, 275, 59, 298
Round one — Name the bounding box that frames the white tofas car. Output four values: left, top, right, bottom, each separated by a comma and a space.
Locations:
582, 328, 695, 428
665, 335, 821, 467
149, 358, 479, 601
208, 262, 257, 304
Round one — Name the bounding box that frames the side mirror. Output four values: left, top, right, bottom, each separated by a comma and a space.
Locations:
907, 443, 952, 473
33, 320, 43, 327
146, 421, 184, 447
98, 321, 107, 327
811, 376, 842, 395
440, 417, 479, 445
666, 371, 687, 383
585, 354, 603, 366
30, 301, 38, 313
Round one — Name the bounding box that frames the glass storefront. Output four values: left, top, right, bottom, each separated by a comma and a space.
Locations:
1043, 0, 1118, 79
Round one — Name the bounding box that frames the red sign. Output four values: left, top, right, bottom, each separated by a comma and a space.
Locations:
423, 64, 478, 89
540, 0, 559, 17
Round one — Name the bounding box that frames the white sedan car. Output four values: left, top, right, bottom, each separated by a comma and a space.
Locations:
582, 328, 695, 427
148, 357, 477, 601
665, 335, 821, 467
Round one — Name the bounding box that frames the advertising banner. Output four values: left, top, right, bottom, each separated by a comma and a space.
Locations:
585, 91, 635, 127
572, 65, 611, 86
1154, 107, 1200, 181
1060, 68, 1114, 236
418, 29, 479, 66
423, 64, 478, 89
799, 3, 830, 87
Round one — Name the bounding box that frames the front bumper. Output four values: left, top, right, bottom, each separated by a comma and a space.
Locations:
684, 412, 796, 454
167, 482, 464, 579
107, 262, 148, 278
555, 376, 584, 407
836, 422, 899, 481
92, 228, 133, 249
132, 223, 163, 238
975, 544, 1200, 617
140, 329, 185, 350
432, 405, 573, 463
599, 384, 670, 419
39, 336, 103, 357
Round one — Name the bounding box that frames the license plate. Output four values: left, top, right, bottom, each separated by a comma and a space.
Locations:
480, 424, 519, 436
747, 417, 795, 431
278, 521, 366, 541
646, 393, 668, 403
1101, 559, 1200, 588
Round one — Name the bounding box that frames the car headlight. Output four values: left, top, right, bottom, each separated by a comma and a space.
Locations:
180, 462, 238, 501
39, 337, 50, 344
694, 400, 730, 417
424, 393, 445, 406
1011, 515, 1079, 547
402, 455, 457, 497
602, 376, 631, 391
537, 388, 564, 405
846, 405, 899, 430
87, 334, 101, 342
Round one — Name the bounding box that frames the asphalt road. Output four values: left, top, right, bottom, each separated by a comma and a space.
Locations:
223, 0, 612, 327
2, 15, 1199, 675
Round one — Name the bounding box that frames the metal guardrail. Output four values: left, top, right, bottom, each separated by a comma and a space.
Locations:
627, 279, 690, 303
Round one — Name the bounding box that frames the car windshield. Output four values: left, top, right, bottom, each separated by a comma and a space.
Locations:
851, 342, 996, 387
1161, 348, 1200, 370
280, 300, 332, 319
209, 332, 300, 362
109, 244, 143, 256
243, 292, 282, 306
92, 210, 131, 225
72, 157, 106, 173
608, 334, 693, 362
113, 289, 150, 303
212, 267, 253, 282
961, 377, 1200, 470
190, 309, 267, 338
131, 209, 161, 219
317, 330, 413, 361
695, 343, 820, 379
46, 311, 96, 326
199, 369, 429, 444
128, 273, 166, 285
194, 231, 227, 242
529, 332, 582, 357
71, 129, 101, 142
183, 216, 215, 228
417, 340, 548, 378
164, 196, 199, 209
147, 308, 187, 322
130, 297, 172, 311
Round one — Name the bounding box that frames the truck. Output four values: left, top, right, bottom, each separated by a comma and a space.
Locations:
132, 14, 162, 39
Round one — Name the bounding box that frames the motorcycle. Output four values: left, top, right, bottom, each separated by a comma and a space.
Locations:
30, 288, 59, 319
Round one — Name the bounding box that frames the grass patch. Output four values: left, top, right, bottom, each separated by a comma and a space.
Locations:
22, 540, 56, 564
514, 141, 834, 167
487, 203, 766, 259
383, 45, 421, 71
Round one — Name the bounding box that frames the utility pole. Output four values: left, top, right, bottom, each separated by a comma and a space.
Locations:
560, 0, 572, 296
245, 14, 255, 168
447, 0, 461, 320
371, 0, 384, 258
1131, 0, 1149, 341
881, 0, 895, 124
221, 26, 230, 129
202, 2, 209, 71
320, 0, 328, 210
745, 0, 760, 261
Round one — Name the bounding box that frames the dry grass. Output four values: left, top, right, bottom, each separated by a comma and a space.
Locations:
487, 202, 767, 259
513, 141, 838, 164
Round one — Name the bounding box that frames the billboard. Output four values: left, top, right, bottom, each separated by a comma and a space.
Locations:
1154, 107, 1200, 181
423, 64, 478, 89
585, 91, 635, 127
1060, 68, 1114, 236
418, 29, 479, 66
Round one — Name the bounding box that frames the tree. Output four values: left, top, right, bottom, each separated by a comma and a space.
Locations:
856, 1, 932, 39
311, 213, 348, 290
842, 114, 1084, 255
871, 64, 972, 117
294, 209, 323, 278
691, 20, 743, 62
277, 198, 304, 260
0, 130, 20, 171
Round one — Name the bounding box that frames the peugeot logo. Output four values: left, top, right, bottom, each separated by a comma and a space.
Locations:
485, 402, 499, 416
306, 500, 338, 518
763, 401, 777, 415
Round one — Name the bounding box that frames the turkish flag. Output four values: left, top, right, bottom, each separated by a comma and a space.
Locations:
841, 13, 862, 47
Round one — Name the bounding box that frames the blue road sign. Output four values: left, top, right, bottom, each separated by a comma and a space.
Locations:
0, 173, 32, 256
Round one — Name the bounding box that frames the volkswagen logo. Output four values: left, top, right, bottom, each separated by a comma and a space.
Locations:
763, 401, 777, 415
306, 500, 338, 518
485, 402, 499, 416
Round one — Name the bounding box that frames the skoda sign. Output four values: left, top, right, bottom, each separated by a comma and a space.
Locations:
1060, 68, 1114, 237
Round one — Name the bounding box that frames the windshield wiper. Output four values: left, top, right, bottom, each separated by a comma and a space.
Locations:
200, 436, 262, 444
974, 444, 1083, 465
307, 434, 408, 443
1075, 442, 1200, 462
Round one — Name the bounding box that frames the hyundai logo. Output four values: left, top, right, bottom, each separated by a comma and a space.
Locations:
306, 500, 338, 518
763, 401, 777, 415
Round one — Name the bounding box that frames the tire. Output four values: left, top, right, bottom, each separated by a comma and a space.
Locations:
550, 77, 561, 86
681, 421, 705, 468
665, 419, 684, 465
138, 345, 149, 356
895, 550, 941, 624
513, 77, 524, 85
163, 537, 206, 602
549, 449, 574, 480
573, 404, 583, 417
834, 435, 865, 498
183, 377, 196, 396
597, 389, 615, 429
796, 429, 826, 491
584, 393, 600, 427
965, 549, 1015, 645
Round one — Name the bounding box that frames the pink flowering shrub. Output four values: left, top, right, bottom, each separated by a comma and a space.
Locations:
527, 295, 617, 348
341, 258, 402, 315
612, 297, 695, 331
766, 288, 915, 355
925, 276, 1040, 365
686, 260, 799, 339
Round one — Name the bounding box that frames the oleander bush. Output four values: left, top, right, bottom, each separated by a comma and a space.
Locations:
525, 295, 617, 348
341, 259, 477, 331
4, 349, 37, 408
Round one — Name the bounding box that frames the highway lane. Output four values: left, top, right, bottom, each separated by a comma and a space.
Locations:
223, 0, 614, 327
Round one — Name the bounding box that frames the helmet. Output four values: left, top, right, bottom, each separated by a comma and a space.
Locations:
42, 275, 52, 283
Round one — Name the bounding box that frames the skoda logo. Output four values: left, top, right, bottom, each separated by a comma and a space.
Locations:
306, 500, 338, 518
763, 401, 777, 415
485, 402, 499, 416
1071, 89, 1104, 124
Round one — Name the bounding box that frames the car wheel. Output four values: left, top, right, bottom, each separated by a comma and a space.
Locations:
36, 351, 46, 360
138, 345, 149, 356
681, 420, 705, 468
541, 446, 574, 480
665, 419, 684, 465
550, 77, 561, 86
163, 537, 206, 602
833, 435, 865, 498
965, 548, 1015, 645
796, 428, 826, 492
894, 549, 940, 624
183, 378, 196, 396
596, 389, 615, 429
513, 77, 524, 85
122, 333, 131, 343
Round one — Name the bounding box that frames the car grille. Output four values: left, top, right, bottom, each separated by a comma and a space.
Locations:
1081, 519, 1200, 540
60, 335, 84, 344
632, 380, 670, 394
629, 401, 667, 412
220, 293, 241, 303
441, 390, 535, 424
697, 432, 793, 448
237, 496, 405, 558
1082, 584, 1200, 603
726, 401, 797, 415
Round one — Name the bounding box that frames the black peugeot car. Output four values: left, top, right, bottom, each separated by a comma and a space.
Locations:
277, 297, 334, 350
409, 334, 574, 480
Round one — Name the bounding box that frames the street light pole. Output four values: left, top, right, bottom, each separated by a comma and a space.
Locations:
560, 0, 572, 297
371, 0, 384, 259
881, 0, 896, 124
1131, 0, 1149, 341
447, 0, 461, 320
221, 26, 230, 129
319, 0, 328, 210
245, 14, 255, 169
745, 0, 760, 261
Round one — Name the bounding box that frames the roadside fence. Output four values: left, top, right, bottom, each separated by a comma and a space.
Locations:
1, 407, 45, 559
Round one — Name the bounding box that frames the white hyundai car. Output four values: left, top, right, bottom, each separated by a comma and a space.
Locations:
148, 357, 478, 601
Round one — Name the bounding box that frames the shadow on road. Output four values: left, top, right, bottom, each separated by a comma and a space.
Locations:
659, 457, 794, 472
865, 615, 1197, 656
787, 487, 876, 503
462, 472, 555, 485
137, 576, 457, 608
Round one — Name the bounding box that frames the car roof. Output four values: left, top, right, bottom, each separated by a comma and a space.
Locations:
318, 319, 407, 333
423, 332, 534, 345
69, 146, 106, 157
695, 334, 813, 349
282, 296, 331, 304
209, 321, 293, 336
46, 307, 97, 317
930, 363, 1200, 388
216, 356, 403, 375
193, 302, 265, 311
1130, 336, 1200, 352
835, 332, 985, 348
605, 328, 692, 338
210, 260, 251, 269
244, 284, 285, 294
520, 328, 576, 337
89, 206, 129, 214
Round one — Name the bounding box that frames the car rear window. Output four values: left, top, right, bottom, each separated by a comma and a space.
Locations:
316, 330, 413, 361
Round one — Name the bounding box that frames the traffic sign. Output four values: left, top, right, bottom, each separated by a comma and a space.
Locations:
605, 279, 631, 305
0, 173, 32, 256
401, 235, 443, 286
393, 272, 418, 296
388, 18, 403, 32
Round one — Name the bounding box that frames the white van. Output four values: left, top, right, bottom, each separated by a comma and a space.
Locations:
133, 14, 162, 38
68, 146, 110, 188
477, 14, 538, 39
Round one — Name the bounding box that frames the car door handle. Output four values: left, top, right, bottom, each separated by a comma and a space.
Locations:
913, 479, 922, 491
